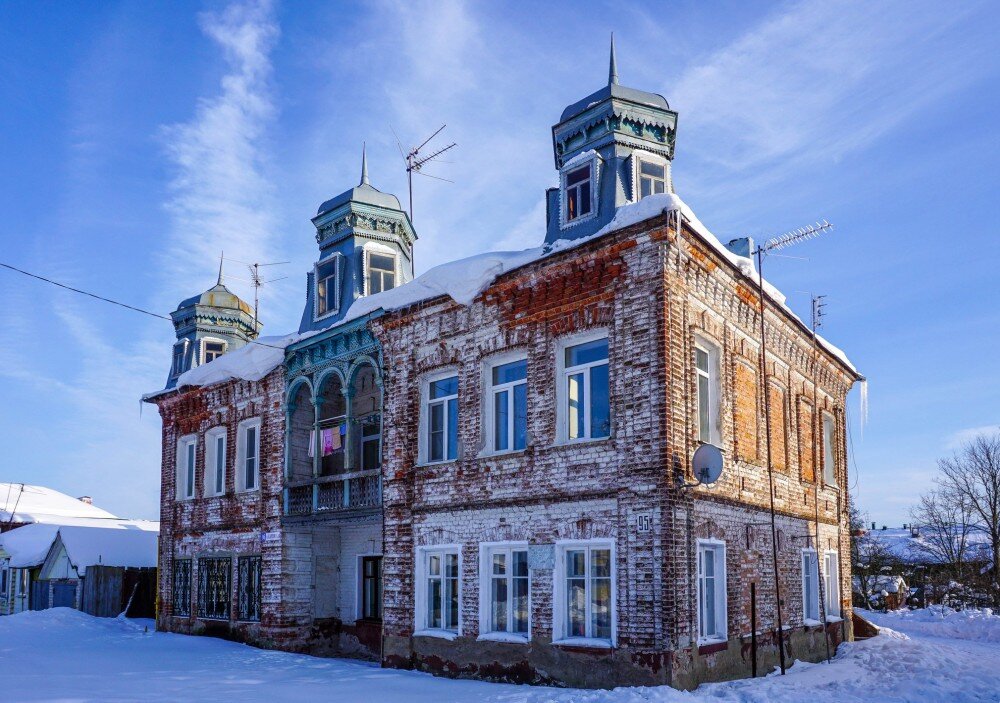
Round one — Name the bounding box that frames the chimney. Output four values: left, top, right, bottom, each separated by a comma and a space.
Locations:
78, 496, 93, 505
872, 522, 876, 530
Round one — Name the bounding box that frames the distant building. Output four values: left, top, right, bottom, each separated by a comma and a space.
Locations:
0, 483, 116, 532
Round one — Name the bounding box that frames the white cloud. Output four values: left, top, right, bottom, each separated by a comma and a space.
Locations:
946, 425, 1000, 451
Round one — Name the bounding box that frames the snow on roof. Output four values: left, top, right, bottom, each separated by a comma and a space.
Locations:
170, 192, 858, 389
861, 527, 993, 565
853, 574, 907, 594
56, 524, 159, 575
0, 518, 158, 569
0, 484, 117, 525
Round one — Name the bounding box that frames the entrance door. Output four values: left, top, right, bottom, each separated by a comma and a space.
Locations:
52, 582, 76, 608
361, 556, 382, 621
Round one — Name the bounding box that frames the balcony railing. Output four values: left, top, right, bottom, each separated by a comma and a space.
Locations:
285, 470, 382, 517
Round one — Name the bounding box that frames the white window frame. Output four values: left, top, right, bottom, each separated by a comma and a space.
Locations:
483, 353, 528, 455
824, 550, 841, 618
696, 539, 727, 644
694, 337, 721, 445
632, 152, 669, 201
478, 541, 530, 642
414, 544, 462, 639
801, 548, 820, 624
559, 154, 601, 229
555, 330, 611, 444
418, 369, 460, 465
200, 337, 228, 366
203, 427, 227, 497
313, 252, 343, 322
171, 340, 190, 378
235, 418, 261, 493
552, 539, 616, 648
822, 412, 837, 486
176, 434, 197, 501
364, 244, 398, 296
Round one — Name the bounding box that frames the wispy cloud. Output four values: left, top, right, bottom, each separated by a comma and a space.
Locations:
946, 425, 1000, 451
159, 0, 280, 308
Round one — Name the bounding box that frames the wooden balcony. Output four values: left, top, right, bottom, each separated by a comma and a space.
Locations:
284, 470, 382, 518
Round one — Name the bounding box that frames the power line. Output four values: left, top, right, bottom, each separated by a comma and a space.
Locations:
0, 260, 286, 351
0, 261, 171, 320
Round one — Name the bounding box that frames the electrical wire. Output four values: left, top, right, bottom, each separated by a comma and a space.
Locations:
0, 260, 286, 350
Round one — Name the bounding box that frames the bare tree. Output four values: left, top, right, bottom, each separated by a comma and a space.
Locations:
850, 498, 902, 608
938, 431, 1000, 606
910, 484, 974, 583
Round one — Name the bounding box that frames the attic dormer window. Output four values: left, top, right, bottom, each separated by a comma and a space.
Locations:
565, 165, 592, 222
171, 341, 189, 377
202, 339, 227, 364
367, 252, 396, 295
638, 159, 666, 198
314, 254, 342, 320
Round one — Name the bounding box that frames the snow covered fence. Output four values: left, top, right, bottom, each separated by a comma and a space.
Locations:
862, 605, 1000, 643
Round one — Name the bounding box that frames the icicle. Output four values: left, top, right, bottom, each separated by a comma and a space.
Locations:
859, 377, 869, 438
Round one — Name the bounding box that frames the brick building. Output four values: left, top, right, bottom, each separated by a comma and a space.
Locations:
144, 43, 861, 691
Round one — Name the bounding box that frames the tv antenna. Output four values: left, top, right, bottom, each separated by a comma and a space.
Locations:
220, 253, 288, 331
392, 124, 457, 222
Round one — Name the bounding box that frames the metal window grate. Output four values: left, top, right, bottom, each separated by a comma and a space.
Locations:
197, 557, 232, 620
172, 559, 192, 617
237, 555, 262, 622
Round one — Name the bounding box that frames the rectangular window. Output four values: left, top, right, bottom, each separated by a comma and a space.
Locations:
564, 165, 592, 222
176, 436, 196, 500
315, 256, 341, 318
638, 159, 666, 198
361, 417, 381, 471
204, 428, 226, 496
824, 551, 841, 617
426, 375, 459, 463
695, 340, 720, 444
421, 548, 460, 632
368, 252, 396, 295
237, 419, 261, 492
172, 559, 192, 617
172, 342, 188, 377
237, 555, 262, 622
202, 340, 226, 364
490, 358, 527, 452
802, 550, 819, 622
558, 543, 613, 642
197, 557, 231, 620
482, 546, 529, 636
697, 541, 727, 642
564, 337, 610, 441
361, 556, 383, 620
822, 413, 837, 485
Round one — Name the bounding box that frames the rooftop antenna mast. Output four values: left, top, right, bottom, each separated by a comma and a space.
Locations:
752, 220, 834, 676
221, 253, 289, 333
392, 124, 457, 223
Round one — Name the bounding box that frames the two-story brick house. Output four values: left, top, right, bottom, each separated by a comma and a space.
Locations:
370, 47, 861, 689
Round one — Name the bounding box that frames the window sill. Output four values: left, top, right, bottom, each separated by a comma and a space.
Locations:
475, 448, 528, 460
416, 459, 458, 469
826, 615, 844, 623
235, 488, 260, 494
477, 632, 529, 644
803, 618, 823, 628
550, 436, 613, 449
697, 638, 728, 655
414, 628, 459, 641
552, 637, 612, 650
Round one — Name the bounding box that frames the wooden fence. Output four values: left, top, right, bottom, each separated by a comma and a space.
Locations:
81, 566, 156, 618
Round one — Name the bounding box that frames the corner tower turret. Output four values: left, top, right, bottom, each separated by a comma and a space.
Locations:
165, 261, 260, 388
545, 36, 678, 243
299, 146, 417, 333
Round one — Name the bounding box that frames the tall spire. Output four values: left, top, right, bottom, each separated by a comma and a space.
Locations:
609, 32, 619, 86
360, 142, 370, 186
217, 252, 224, 285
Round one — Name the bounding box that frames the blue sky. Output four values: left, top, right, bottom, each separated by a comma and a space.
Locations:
0, 0, 997, 524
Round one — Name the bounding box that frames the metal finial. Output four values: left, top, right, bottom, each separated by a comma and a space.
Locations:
360, 142, 370, 186
217, 252, 224, 285
609, 33, 619, 85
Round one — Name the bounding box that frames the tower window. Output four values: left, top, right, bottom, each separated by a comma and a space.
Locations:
172, 341, 189, 377
638, 160, 666, 198
202, 340, 226, 364
565, 165, 592, 222
315, 255, 342, 319
367, 252, 396, 295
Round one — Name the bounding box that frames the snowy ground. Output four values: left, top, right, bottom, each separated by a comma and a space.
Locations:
3, 608, 1000, 702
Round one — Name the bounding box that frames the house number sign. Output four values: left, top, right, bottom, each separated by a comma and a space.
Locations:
634, 512, 653, 533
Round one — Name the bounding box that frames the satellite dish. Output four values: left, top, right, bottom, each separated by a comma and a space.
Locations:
692, 444, 724, 485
